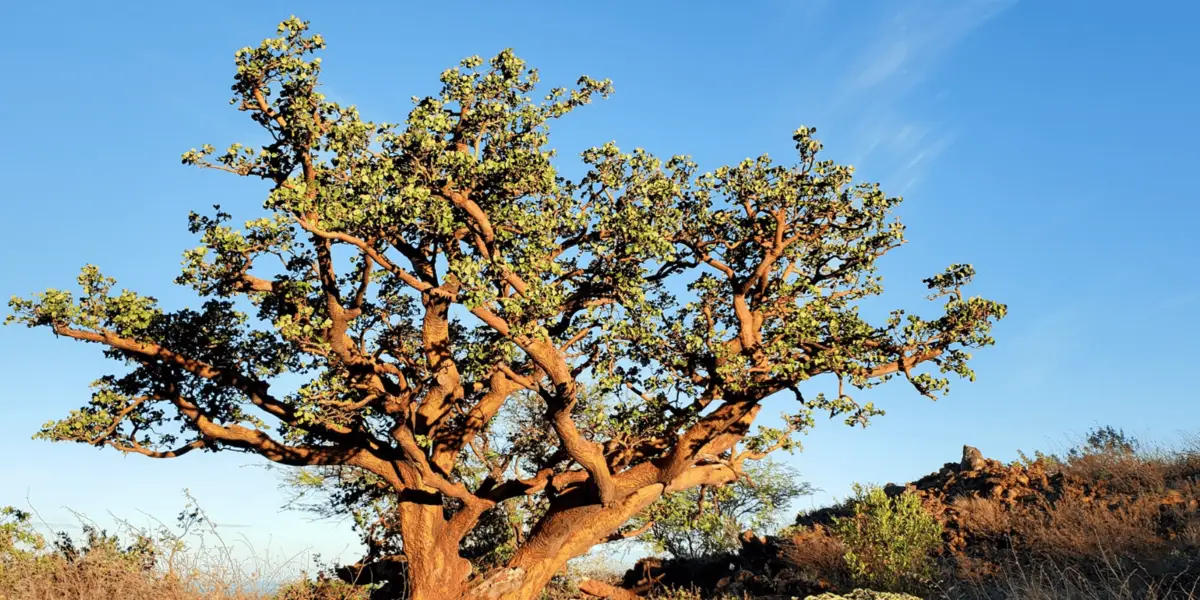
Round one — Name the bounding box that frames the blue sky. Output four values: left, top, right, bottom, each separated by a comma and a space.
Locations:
2, 0, 1198, 568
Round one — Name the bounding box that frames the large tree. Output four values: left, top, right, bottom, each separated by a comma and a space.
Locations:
7, 18, 1005, 600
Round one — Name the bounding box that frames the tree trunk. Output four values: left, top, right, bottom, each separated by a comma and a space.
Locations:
400, 502, 474, 600
458, 484, 666, 600
393, 482, 667, 600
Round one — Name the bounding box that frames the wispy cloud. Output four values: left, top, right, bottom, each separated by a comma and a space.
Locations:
841, 1, 1014, 97
841, 111, 959, 194
822, 0, 1015, 192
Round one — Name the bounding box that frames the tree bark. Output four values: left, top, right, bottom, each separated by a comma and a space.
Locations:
400, 502, 474, 600
393, 465, 733, 600
456, 484, 665, 600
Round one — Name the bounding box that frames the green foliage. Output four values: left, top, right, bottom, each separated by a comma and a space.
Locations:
51, 524, 158, 572
831, 484, 942, 593
633, 459, 810, 558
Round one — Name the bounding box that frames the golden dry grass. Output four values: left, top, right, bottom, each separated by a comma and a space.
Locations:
0, 502, 372, 600
0, 547, 371, 600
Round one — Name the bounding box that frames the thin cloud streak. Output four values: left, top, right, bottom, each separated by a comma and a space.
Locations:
842, 0, 1015, 97
822, 0, 1015, 191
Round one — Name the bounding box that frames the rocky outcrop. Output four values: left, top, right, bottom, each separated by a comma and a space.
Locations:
619, 444, 1200, 597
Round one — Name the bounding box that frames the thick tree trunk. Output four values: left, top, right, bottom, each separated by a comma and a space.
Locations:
457, 484, 666, 600
394, 480, 670, 600
400, 503, 474, 600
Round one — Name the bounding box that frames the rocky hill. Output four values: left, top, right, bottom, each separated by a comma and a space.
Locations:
619, 443, 1200, 598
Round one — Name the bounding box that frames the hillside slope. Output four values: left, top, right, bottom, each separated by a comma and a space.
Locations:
621, 442, 1200, 598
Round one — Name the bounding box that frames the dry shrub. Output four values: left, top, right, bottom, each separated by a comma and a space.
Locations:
0, 544, 371, 600
1176, 498, 1200, 548
780, 526, 847, 576
778, 526, 850, 590
1012, 495, 1161, 563
939, 436, 1200, 597
1162, 437, 1200, 484
1063, 451, 1168, 497
0, 503, 374, 600
951, 496, 1010, 538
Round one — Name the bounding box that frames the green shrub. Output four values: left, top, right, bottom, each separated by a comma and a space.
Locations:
830, 483, 942, 593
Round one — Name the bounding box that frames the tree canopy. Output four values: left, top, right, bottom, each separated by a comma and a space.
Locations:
7, 17, 1005, 600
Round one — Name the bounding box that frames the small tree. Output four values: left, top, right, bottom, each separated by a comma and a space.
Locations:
831, 484, 943, 593
7, 17, 1004, 600
634, 459, 809, 559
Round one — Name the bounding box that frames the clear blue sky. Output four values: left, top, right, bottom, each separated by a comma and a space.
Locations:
2, 0, 1198, 568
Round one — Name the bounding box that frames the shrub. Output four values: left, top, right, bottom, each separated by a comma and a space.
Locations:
777, 525, 852, 591
831, 484, 943, 593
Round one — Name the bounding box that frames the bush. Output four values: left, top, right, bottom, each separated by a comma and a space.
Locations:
831, 484, 942, 594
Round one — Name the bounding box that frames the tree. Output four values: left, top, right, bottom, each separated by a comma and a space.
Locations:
6, 17, 1005, 600
634, 458, 809, 559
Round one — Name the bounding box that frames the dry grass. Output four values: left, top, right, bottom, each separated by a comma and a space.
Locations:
937, 558, 1200, 600
1014, 453, 1198, 580
935, 438, 1200, 599
0, 546, 370, 600
777, 526, 850, 591
0, 501, 370, 600
2, 550, 252, 600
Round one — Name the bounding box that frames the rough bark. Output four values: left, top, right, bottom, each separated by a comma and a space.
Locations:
477, 485, 665, 600
399, 503, 473, 600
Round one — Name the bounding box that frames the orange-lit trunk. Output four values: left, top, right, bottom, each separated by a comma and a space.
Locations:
454, 484, 665, 600
398, 503, 473, 600
395, 482, 665, 600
